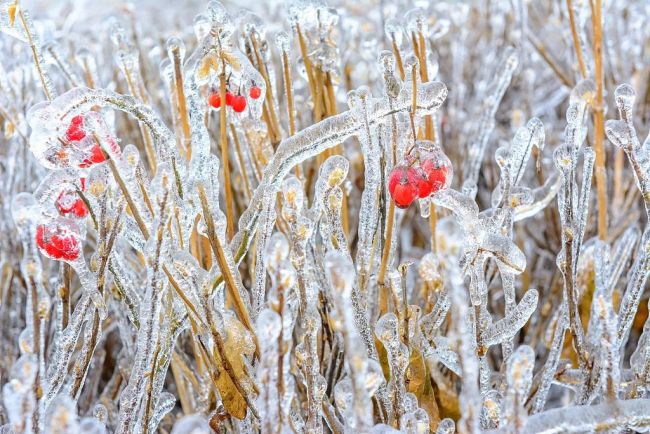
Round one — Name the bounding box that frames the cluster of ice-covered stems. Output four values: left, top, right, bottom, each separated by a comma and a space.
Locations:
2, 0, 650, 433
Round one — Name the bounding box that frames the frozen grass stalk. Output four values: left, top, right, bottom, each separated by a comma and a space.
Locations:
1, 1, 650, 433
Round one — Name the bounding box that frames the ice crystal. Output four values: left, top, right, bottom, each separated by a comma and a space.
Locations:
1, 0, 650, 433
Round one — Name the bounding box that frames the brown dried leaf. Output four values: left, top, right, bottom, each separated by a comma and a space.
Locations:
214, 315, 255, 420
220, 50, 240, 71
198, 54, 218, 81
375, 336, 390, 381
7, 2, 17, 27
406, 347, 427, 394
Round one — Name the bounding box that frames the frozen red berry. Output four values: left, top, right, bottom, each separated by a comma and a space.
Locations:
208, 93, 222, 108
388, 164, 421, 208
65, 115, 86, 142
35, 222, 80, 261
78, 144, 106, 168
225, 91, 234, 106
417, 155, 452, 198
55, 189, 88, 218
232, 95, 247, 113
249, 86, 262, 99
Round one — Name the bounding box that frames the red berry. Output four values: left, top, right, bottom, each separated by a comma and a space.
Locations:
225, 91, 234, 106
249, 86, 262, 99
55, 189, 88, 218
65, 115, 86, 142
232, 95, 247, 113
418, 157, 450, 198
35, 223, 80, 261
388, 164, 421, 208
78, 144, 106, 168
208, 93, 221, 108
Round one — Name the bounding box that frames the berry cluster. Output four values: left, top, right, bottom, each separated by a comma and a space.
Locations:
65, 115, 108, 168
35, 219, 81, 261
54, 178, 88, 219
388, 142, 453, 209
34, 114, 120, 261
208, 85, 262, 113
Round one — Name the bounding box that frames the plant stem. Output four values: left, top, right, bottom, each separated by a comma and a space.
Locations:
219, 72, 235, 240
197, 184, 259, 356
590, 0, 608, 240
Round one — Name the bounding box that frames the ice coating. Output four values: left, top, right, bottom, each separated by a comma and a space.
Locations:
2, 0, 650, 432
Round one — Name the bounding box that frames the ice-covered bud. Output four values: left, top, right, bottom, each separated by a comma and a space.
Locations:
436, 418, 455, 434
430, 18, 451, 40
282, 176, 304, 211
11, 193, 41, 229
256, 308, 282, 343
92, 404, 108, 424
46, 395, 80, 434
240, 11, 265, 39
334, 378, 353, 419
506, 345, 535, 397
86, 164, 111, 197
207, 1, 229, 26
78, 418, 107, 434
418, 253, 441, 283
614, 83, 636, 118
605, 119, 632, 151
404, 54, 419, 74
480, 390, 501, 429
324, 251, 354, 298
553, 144, 573, 174
275, 31, 291, 52
400, 408, 429, 434
166, 36, 186, 62
18, 328, 34, 354
313, 41, 339, 72
171, 414, 211, 434
364, 359, 385, 396
375, 312, 399, 348
321, 155, 349, 188
193, 13, 211, 40
265, 232, 290, 273
384, 18, 404, 45
569, 79, 596, 107
378, 50, 395, 75
372, 424, 401, 433
405, 8, 428, 36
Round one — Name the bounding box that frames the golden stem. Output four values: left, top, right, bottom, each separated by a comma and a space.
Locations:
567, 0, 587, 79
171, 45, 192, 160
197, 184, 259, 357
219, 73, 235, 240
528, 35, 573, 88
391, 34, 405, 80
591, 0, 608, 240
229, 123, 253, 199
18, 9, 52, 101
250, 34, 281, 144
281, 49, 302, 178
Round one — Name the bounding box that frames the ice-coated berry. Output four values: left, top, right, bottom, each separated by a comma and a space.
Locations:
35, 222, 80, 261
65, 115, 86, 142
249, 86, 262, 99
55, 189, 88, 218
78, 144, 106, 168
417, 154, 452, 198
388, 164, 421, 208
232, 95, 247, 112
208, 93, 222, 108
